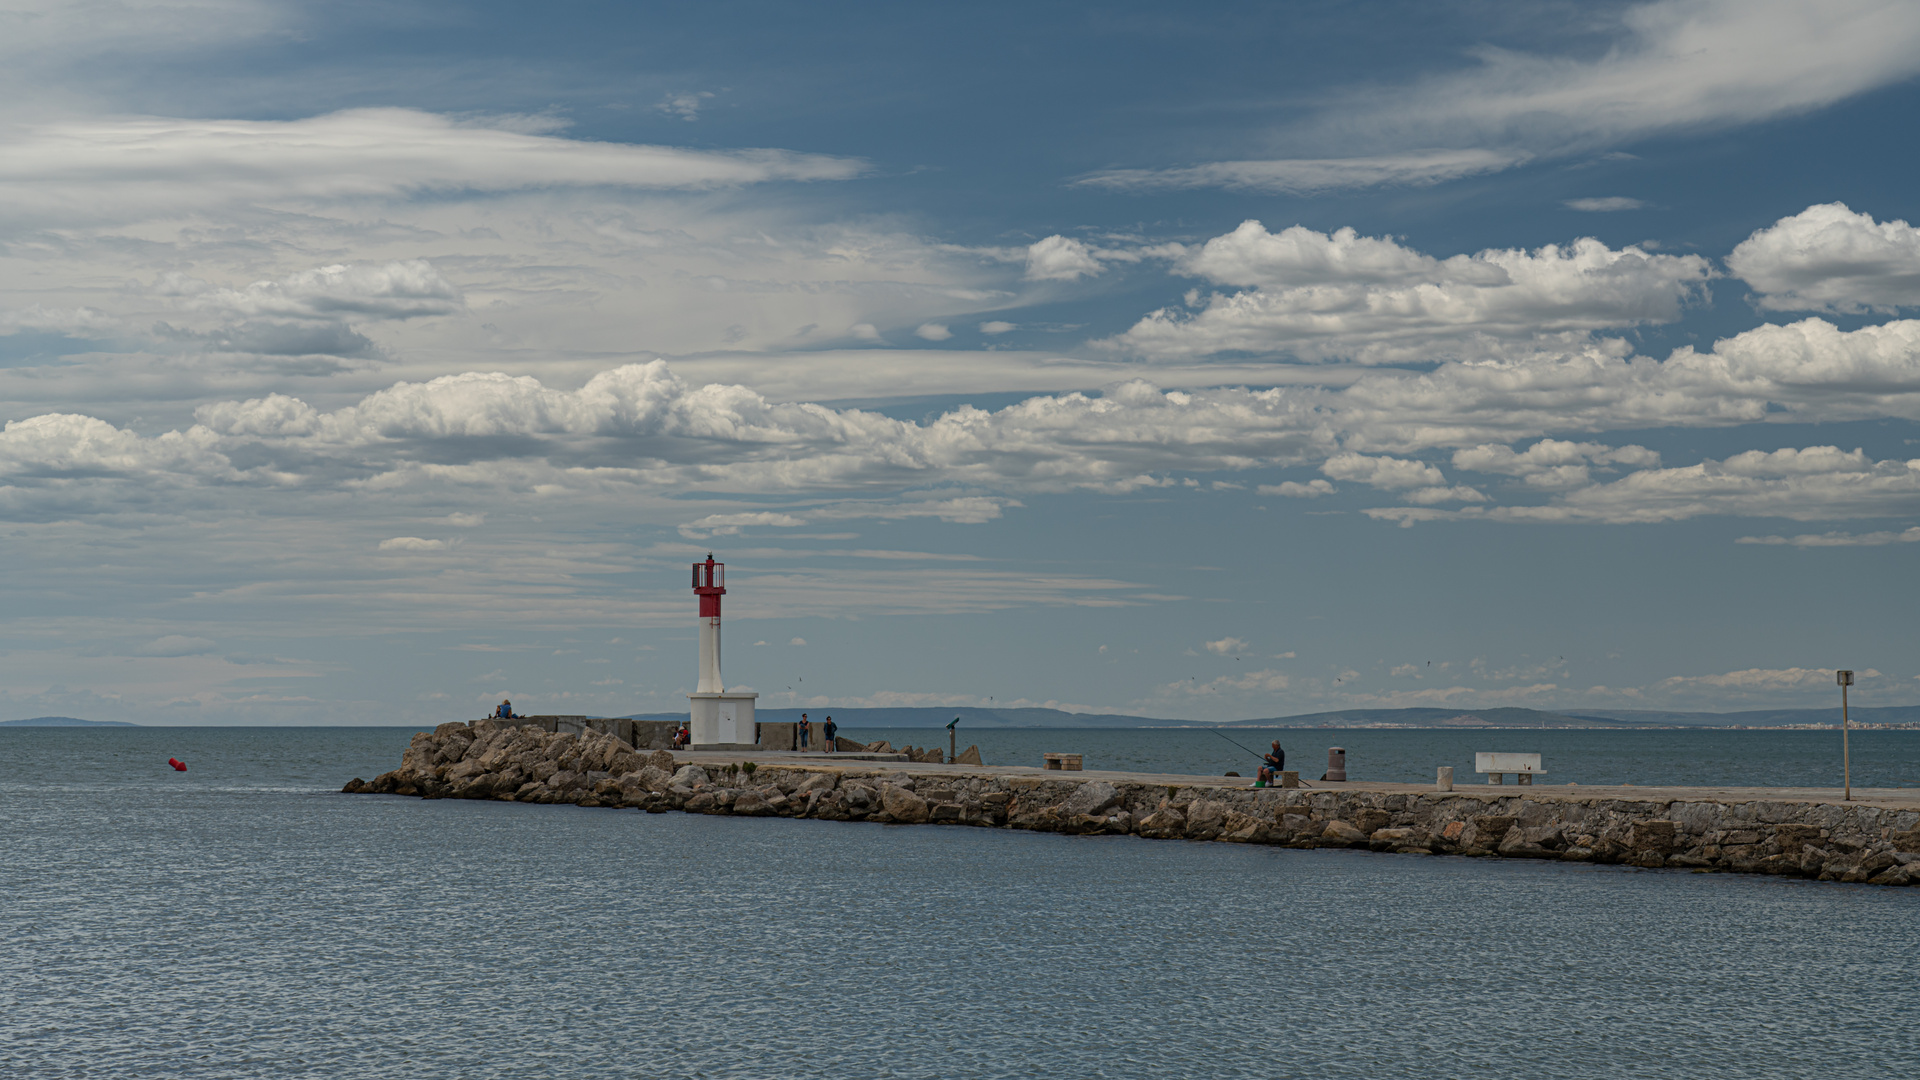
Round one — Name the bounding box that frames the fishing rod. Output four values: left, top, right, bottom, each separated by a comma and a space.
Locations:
1202, 726, 1312, 786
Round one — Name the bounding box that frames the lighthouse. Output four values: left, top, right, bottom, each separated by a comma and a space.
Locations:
686, 554, 757, 748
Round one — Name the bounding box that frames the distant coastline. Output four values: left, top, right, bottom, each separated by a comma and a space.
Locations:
643, 703, 1920, 731
0, 716, 140, 727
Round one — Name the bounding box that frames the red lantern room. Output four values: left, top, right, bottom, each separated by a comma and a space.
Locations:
692, 554, 725, 617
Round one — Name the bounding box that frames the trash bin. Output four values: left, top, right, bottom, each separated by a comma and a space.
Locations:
1326, 747, 1347, 782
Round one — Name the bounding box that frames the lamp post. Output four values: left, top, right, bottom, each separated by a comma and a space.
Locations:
1837, 669, 1854, 801
948, 716, 959, 763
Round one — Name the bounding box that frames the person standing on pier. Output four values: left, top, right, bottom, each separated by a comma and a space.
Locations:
823, 715, 837, 753
798, 714, 811, 752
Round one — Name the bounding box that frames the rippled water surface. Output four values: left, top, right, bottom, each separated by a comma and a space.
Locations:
4, 727, 1917, 1079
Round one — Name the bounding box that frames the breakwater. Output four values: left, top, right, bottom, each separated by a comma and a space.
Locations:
347, 720, 1920, 887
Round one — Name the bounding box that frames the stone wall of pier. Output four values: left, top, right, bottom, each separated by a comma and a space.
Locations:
346, 721, 1920, 888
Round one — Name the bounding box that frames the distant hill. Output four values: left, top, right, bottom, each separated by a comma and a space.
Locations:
626, 703, 1920, 729
626, 707, 1178, 729
1215, 707, 1664, 729
0, 716, 140, 727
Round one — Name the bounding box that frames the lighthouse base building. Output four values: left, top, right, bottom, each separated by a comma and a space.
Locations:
688, 691, 758, 750
686, 555, 759, 749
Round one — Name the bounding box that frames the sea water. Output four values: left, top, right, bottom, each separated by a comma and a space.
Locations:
3, 726, 1916, 1079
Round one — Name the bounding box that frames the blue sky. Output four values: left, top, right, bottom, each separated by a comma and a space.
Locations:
3, 0, 1919, 723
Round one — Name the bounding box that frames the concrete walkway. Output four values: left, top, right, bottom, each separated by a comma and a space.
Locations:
673, 749, 1920, 812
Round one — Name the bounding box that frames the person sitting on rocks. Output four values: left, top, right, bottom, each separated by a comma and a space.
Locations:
1257, 740, 1285, 785
673, 723, 690, 749
495, 699, 514, 720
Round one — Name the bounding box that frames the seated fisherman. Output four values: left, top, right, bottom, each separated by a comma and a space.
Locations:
1257, 740, 1285, 784
495, 699, 513, 720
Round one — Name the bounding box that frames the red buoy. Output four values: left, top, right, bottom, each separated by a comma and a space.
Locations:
168, 758, 187, 772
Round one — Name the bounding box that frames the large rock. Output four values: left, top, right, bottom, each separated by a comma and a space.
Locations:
1061, 781, 1119, 818
1319, 820, 1367, 846
1628, 820, 1678, 854
795, 772, 837, 793
1185, 799, 1229, 840
733, 789, 774, 816
671, 764, 710, 789
880, 784, 930, 824
955, 744, 983, 766
1136, 803, 1186, 840
1500, 825, 1566, 858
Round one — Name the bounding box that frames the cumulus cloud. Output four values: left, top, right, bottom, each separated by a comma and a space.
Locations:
1453, 439, 1661, 490
1375, 447, 1920, 526
1024, 236, 1106, 281
378, 536, 447, 551
1204, 637, 1249, 655
0, 108, 865, 225
134, 634, 217, 657
915, 323, 952, 341
13, 316, 1920, 527
979, 321, 1016, 335
1259, 479, 1336, 498
1321, 452, 1446, 490
1727, 203, 1920, 313
1103, 221, 1712, 362
1654, 666, 1880, 696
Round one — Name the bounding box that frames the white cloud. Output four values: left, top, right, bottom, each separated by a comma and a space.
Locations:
1453, 439, 1661, 490
849, 323, 884, 342
979, 321, 1016, 335
133, 634, 218, 657
1727, 202, 1920, 313
1378, 447, 1920, 525
789, 637, 807, 646
1075, 149, 1526, 194
1104, 221, 1712, 362
1322, 452, 1446, 490
168, 261, 463, 322
1654, 666, 1880, 697
0, 108, 865, 226
678, 511, 807, 538
1204, 637, 1249, 655
1735, 526, 1920, 547
1258, 479, 1336, 498
446, 512, 486, 527
915, 323, 952, 341
1024, 236, 1106, 281
657, 91, 715, 121
1079, 1, 1920, 192
1565, 197, 1646, 212
378, 536, 447, 551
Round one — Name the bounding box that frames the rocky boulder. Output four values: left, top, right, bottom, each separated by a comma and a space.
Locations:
880, 784, 931, 824
1061, 781, 1119, 819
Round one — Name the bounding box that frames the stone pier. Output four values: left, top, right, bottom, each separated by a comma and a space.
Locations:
345, 720, 1920, 888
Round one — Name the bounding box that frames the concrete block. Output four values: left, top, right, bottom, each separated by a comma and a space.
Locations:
1279, 770, 1299, 789
1437, 766, 1453, 792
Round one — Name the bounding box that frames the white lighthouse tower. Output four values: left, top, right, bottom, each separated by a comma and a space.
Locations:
687, 554, 757, 748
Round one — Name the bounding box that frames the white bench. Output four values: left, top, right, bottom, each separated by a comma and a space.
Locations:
1476, 752, 1545, 785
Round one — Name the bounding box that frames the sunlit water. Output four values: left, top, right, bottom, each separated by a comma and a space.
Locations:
3, 727, 1916, 1079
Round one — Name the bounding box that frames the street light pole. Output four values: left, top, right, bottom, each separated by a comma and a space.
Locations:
1837, 669, 1854, 801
